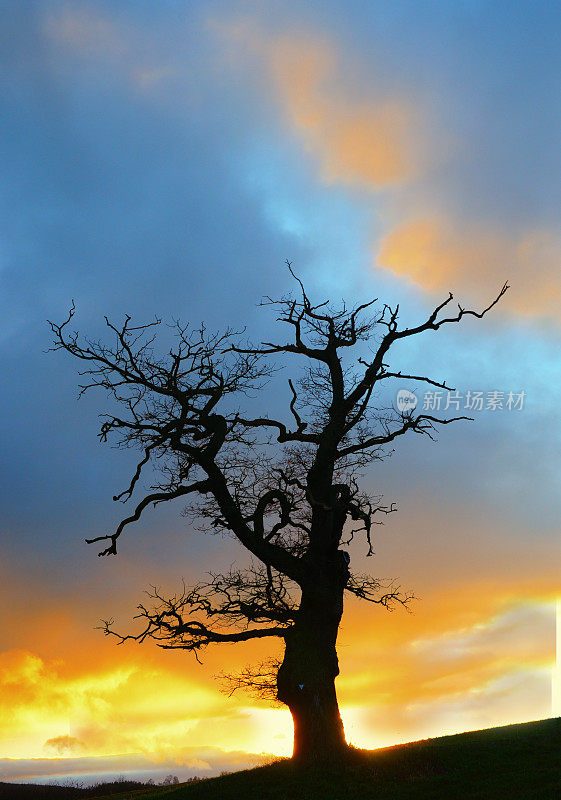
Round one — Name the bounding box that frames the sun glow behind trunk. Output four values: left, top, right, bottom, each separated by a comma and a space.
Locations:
552, 599, 561, 717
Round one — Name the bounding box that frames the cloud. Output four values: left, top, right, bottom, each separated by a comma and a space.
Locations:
0, 644, 294, 761
214, 19, 415, 188
268, 38, 413, 188
336, 595, 555, 747
0, 748, 264, 784
43, 736, 85, 756
42, 4, 177, 92
377, 217, 561, 319
43, 5, 125, 59
0, 648, 221, 759
350, 665, 552, 749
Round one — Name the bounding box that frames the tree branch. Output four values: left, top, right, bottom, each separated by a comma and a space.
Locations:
86, 479, 211, 556
337, 413, 472, 458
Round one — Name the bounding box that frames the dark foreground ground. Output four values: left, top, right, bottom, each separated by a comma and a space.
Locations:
3, 717, 561, 800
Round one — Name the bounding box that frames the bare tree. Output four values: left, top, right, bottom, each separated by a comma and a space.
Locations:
49, 267, 507, 762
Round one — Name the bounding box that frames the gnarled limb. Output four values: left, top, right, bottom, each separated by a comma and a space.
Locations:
337, 412, 473, 460
86, 479, 211, 556
102, 568, 296, 658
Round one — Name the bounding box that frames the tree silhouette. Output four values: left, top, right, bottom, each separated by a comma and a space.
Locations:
49, 267, 507, 762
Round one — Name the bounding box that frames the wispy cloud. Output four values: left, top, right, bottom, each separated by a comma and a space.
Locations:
213, 19, 416, 188
268, 38, 412, 187
42, 4, 177, 92
377, 217, 561, 319
337, 596, 554, 746
0, 748, 264, 784
43, 5, 126, 59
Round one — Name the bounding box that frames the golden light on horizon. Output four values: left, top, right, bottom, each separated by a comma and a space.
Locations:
552, 599, 561, 717
1, 593, 554, 769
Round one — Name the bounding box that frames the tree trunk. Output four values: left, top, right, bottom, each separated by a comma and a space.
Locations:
277, 552, 349, 762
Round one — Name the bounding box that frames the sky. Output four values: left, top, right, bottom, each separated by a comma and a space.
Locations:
1, 0, 561, 785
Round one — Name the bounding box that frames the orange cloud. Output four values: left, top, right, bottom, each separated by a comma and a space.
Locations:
269, 38, 412, 187
377, 217, 561, 319
214, 20, 415, 188
0, 648, 217, 759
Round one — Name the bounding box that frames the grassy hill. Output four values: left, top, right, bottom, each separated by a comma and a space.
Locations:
4, 718, 561, 800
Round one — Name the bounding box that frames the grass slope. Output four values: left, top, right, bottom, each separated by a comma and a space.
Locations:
0, 781, 151, 800
11, 718, 561, 800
